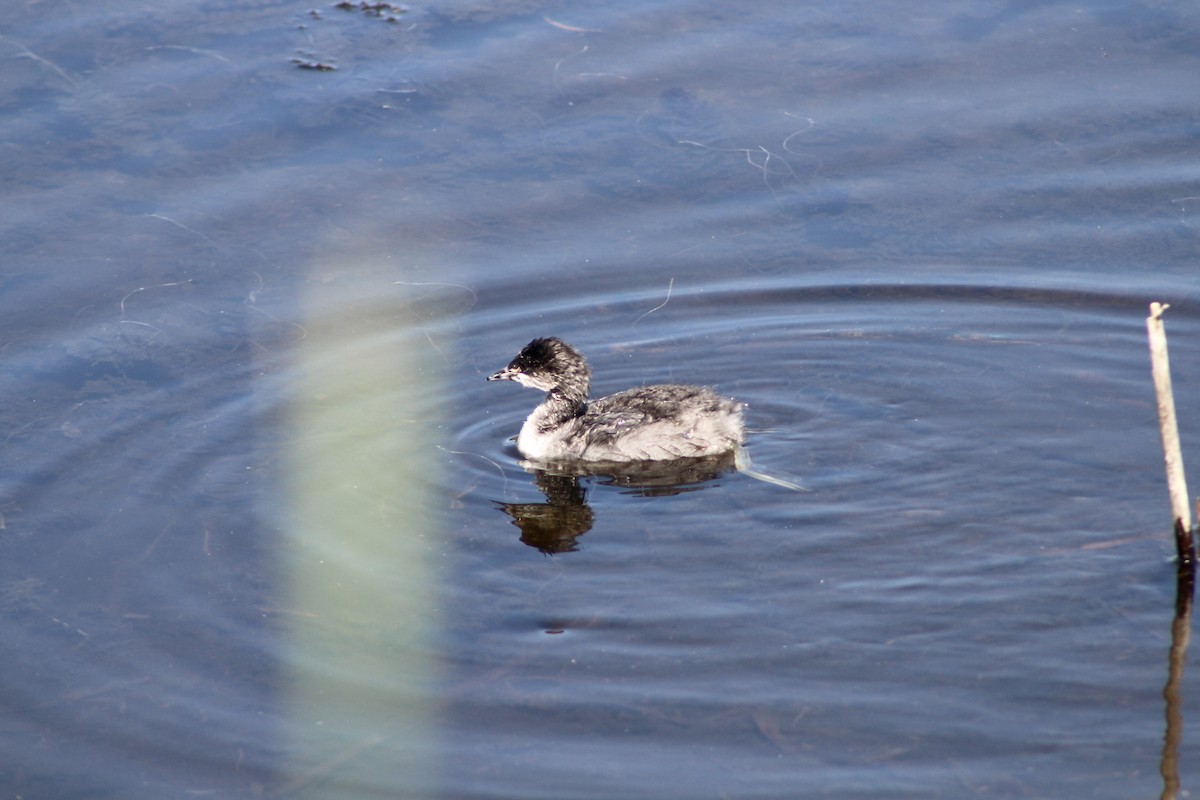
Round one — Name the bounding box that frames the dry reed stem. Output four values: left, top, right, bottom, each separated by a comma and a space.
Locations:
1147, 302, 1192, 532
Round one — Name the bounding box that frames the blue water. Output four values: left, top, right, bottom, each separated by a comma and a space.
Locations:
1, 0, 1198, 798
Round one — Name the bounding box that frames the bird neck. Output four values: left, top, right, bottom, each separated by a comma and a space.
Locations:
534, 390, 586, 431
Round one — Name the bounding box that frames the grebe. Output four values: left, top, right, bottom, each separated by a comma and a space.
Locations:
487, 337, 744, 462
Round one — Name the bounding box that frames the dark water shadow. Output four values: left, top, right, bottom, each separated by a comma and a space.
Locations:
495, 451, 737, 553
1161, 519, 1195, 799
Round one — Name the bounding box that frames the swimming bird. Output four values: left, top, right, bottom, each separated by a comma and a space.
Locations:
487, 337, 744, 462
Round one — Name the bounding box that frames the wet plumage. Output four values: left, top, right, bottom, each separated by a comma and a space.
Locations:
487, 337, 745, 462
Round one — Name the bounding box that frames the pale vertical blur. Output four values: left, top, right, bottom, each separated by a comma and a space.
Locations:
281, 262, 443, 799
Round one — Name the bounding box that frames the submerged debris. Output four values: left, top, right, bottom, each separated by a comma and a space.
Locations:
291, 57, 337, 71
292, 1, 414, 70
333, 1, 409, 21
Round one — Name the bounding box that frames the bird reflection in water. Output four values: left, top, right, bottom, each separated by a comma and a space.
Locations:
495, 450, 738, 554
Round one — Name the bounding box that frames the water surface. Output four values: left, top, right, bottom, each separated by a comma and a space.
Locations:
1, 0, 1198, 797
